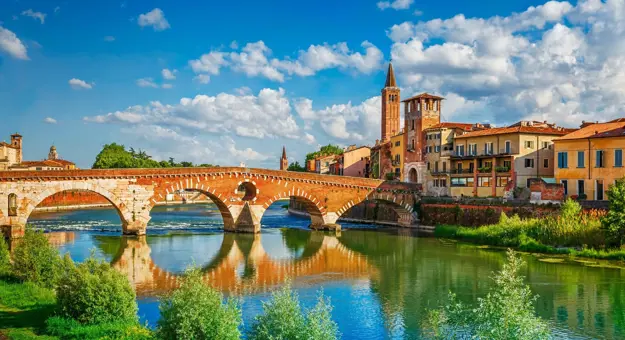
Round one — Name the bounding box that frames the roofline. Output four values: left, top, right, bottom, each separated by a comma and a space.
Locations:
555, 134, 625, 141
401, 94, 445, 102
455, 130, 570, 139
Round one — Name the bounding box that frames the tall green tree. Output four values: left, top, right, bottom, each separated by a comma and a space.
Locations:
602, 177, 625, 247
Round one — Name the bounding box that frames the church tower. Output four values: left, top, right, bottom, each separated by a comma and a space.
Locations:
48, 145, 58, 160
381, 62, 400, 142
280, 146, 288, 171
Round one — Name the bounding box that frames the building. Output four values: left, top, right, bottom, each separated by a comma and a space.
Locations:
328, 155, 342, 175
0, 134, 22, 170
370, 140, 393, 179
341, 145, 371, 177
306, 159, 316, 172
554, 119, 625, 200
450, 121, 573, 197
390, 131, 404, 180
9, 145, 77, 171
423, 123, 475, 196
403, 93, 444, 184
381, 63, 400, 143
280, 146, 288, 171
314, 154, 335, 175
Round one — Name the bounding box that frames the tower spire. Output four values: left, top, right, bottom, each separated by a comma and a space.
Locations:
280, 146, 288, 171
384, 62, 397, 88
281, 146, 287, 159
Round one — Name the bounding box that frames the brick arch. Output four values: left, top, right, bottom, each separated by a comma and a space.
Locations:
258, 189, 326, 228
152, 178, 238, 229
335, 191, 415, 227
20, 185, 131, 226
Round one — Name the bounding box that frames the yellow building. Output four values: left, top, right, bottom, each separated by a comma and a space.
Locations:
424, 123, 474, 196
450, 121, 573, 197
0, 134, 22, 170
554, 119, 625, 200
342, 145, 371, 177
390, 131, 404, 180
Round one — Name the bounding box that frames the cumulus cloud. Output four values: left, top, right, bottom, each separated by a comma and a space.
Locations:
43, 117, 57, 124
386, 0, 625, 126
0, 26, 28, 60
377, 0, 414, 10
161, 83, 173, 89
161, 68, 177, 80
21, 9, 46, 24
136, 78, 158, 88
138, 8, 170, 31
189, 40, 383, 82
68, 78, 93, 90
194, 74, 210, 84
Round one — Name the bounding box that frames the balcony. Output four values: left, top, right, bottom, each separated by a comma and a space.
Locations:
450, 169, 474, 175
450, 150, 516, 160
429, 170, 450, 176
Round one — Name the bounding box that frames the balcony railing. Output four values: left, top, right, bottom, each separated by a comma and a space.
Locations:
495, 166, 511, 173
451, 169, 473, 174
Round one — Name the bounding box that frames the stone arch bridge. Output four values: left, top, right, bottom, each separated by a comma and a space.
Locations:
0, 167, 419, 238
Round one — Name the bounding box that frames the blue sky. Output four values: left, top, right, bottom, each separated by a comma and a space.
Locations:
1, 0, 623, 168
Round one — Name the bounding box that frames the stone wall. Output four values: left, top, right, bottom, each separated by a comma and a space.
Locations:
419, 203, 560, 227
39, 190, 111, 207
529, 178, 565, 203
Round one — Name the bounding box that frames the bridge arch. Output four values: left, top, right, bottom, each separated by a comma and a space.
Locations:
335, 191, 416, 227
259, 190, 327, 229
22, 186, 131, 228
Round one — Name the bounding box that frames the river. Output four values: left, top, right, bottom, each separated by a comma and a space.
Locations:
29, 203, 625, 339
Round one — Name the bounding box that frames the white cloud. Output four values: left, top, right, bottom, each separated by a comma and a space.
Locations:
21, 9, 46, 24
377, 0, 414, 10
138, 8, 170, 31
230, 40, 239, 49
162, 83, 173, 89
161, 68, 177, 80
43, 117, 57, 124
136, 77, 158, 88
104, 36, 115, 42
68, 78, 93, 90
413, 9, 423, 16
190, 40, 383, 82
304, 133, 317, 145
194, 74, 210, 84
0, 26, 28, 60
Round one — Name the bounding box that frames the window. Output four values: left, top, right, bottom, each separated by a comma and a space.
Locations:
394, 141, 400, 147
469, 144, 477, 156
395, 168, 401, 176
505, 141, 512, 154
435, 145, 440, 153
577, 180, 585, 195
411, 120, 415, 131
524, 141, 535, 149
503, 160, 511, 169
543, 158, 549, 168
484, 142, 494, 155
411, 139, 415, 150
440, 179, 447, 187
542, 141, 550, 149
394, 154, 400, 163
433, 179, 439, 187
497, 176, 510, 187
442, 162, 447, 172
561, 180, 568, 195
558, 152, 568, 168
577, 151, 584, 168
596, 150, 605, 168
434, 161, 439, 172
8, 193, 17, 216
483, 161, 493, 168
457, 163, 463, 171
596, 180, 604, 200
616, 149, 623, 167
479, 177, 491, 187
427, 162, 430, 170
451, 177, 474, 187
525, 159, 534, 168
456, 145, 465, 156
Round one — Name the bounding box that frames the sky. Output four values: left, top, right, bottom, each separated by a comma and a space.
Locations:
1, 0, 624, 169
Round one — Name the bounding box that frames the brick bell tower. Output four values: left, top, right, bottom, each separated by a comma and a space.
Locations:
280, 146, 288, 171
381, 62, 400, 142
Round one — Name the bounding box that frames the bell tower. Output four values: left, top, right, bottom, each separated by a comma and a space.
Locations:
381, 62, 400, 142
280, 146, 288, 171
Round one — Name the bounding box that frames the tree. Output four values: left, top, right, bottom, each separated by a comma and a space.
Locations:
157, 268, 241, 340
11, 227, 63, 288
602, 177, 625, 247
424, 249, 550, 339
92, 143, 160, 169
305, 144, 343, 162
287, 161, 306, 172
0, 236, 10, 276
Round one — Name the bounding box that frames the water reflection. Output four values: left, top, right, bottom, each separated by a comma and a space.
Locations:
109, 229, 377, 296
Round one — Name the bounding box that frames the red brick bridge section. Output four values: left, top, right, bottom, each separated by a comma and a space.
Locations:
0, 167, 419, 238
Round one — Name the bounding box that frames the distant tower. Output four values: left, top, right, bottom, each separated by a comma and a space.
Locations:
48, 145, 58, 160
381, 62, 400, 142
280, 146, 288, 171
10, 133, 22, 163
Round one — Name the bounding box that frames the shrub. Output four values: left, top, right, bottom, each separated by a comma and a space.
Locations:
601, 177, 625, 247
156, 268, 241, 340
0, 236, 11, 276
249, 283, 339, 340
46, 317, 152, 340
56, 254, 138, 325
424, 249, 550, 339
11, 227, 63, 288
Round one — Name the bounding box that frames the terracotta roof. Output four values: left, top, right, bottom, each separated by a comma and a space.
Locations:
401, 92, 444, 102
556, 120, 625, 140
9, 159, 75, 169
384, 63, 397, 88
455, 124, 573, 139
424, 122, 474, 132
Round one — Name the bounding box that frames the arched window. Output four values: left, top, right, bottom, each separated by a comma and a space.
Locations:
8, 193, 17, 216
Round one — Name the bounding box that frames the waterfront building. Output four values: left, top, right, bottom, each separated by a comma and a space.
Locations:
402, 93, 444, 184
450, 121, 572, 197
280, 146, 288, 171
314, 154, 335, 175
423, 123, 474, 196
1, 133, 77, 171
341, 145, 371, 177
0, 133, 22, 170
554, 119, 625, 200
390, 131, 404, 180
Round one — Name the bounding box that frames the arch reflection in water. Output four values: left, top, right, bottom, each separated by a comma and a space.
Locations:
111, 230, 378, 296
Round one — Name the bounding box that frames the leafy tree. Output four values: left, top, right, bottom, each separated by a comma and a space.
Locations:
424, 249, 550, 339
287, 161, 306, 172
92, 143, 161, 169
305, 144, 343, 162
157, 268, 241, 340
11, 227, 63, 288
56, 253, 138, 324
602, 177, 625, 247
249, 283, 339, 340
0, 236, 10, 276
179, 161, 194, 167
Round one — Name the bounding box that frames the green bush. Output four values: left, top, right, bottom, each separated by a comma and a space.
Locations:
46, 317, 152, 340
156, 268, 241, 340
11, 228, 63, 288
56, 254, 138, 325
424, 249, 550, 339
249, 283, 339, 340
602, 177, 625, 247
0, 236, 11, 276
